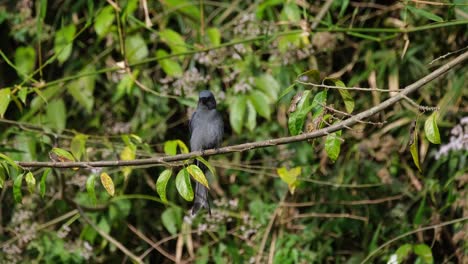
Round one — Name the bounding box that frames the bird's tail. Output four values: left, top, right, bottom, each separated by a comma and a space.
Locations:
192, 182, 210, 215
191, 160, 211, 215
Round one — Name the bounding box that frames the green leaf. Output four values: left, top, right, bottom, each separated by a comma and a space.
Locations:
424, 112, 441, 144
310, 90, 327, 118
121, 135, 135, 150
46, 99, 67, 133
325, 130, 342, 162
395, 244, 413, 263
413, 244, 433, 264
229, 95, 247, 134
164, 140, 178, 155
246, 100, 257, 131
413, 196, 426, 225
122, 0, 139, 19
281, 2, 301, 22
86, 173, 97, 205
0, 88, 11, 118
14, 46, 36, 76
51, 147, 75, 162
410, 128, 422, 172
39, 0, 47, 20
164, 140, 189, 155
129, 134, 143, 144
13, 173, 24, 203
288, 90, 310, 135
40, 168, 51, 198
0, 163, 6, 189
407, 5, 443, 22
13, 134, 37, 167
94, 5, 115, 37
67, 64, 96, 113
32, 86, 48, 106
278, 83, 296, 101
161, 0, 200, 21
161, 207, 182, 235
277, 167, 301, 194
156, 49, 183, 77
187, 164, 209, 189
156, 169, 172, 203
25, 171, 36, 194
18, 88, 28, 104
369, 223, 382, 252
176, 140, 189, 154
338, 0, 349, 18
125, 34, 149, 64
175, 168, 193, 201
329, 79, 354, 113
71, 134, 87, 161
249, 90, 271, 120
113, 70, 138, 102
207, 27, 221, 46
54, 24, 76, 63
0, 153, 19, 170
255, 74, 280, 101
159, 29, 187, 54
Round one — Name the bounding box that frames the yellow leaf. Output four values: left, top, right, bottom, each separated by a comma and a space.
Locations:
187, 165, 209, 189
120, 146, 135, 179
277, 167, 301, 194
120, 146, 135, 160
409, 121, 422, 172
100, 172, 115, 196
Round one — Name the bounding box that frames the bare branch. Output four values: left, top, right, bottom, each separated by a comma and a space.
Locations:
15, 50, 468, 169
285, 212, 368, 223
296, 80, 404, 92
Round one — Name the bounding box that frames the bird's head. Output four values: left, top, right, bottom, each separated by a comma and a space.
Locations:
198, 90, 217, 110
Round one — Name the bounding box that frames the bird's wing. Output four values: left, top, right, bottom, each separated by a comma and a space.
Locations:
189, 110, 197, 136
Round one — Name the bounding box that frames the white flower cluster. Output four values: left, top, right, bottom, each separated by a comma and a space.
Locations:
160, 67, 210, 96
435, 116, 468, 159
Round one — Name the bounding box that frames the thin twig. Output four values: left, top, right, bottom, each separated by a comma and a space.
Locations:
311, 0, 334, 30
141, 0, 152, 27
296, 80, 404, 92
408, 0, 461, 6
402, 94, 439, 112
285, 212, 368, 223
320, 103, 386, 125
281, 194, 403, 207
255, 196, 284, 264
429, 46, 468, 65
268, 231, 277, 264
106, 0, 121, 11
127, 224, 177, 262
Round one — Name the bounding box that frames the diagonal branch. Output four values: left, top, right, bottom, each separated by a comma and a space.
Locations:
15, 50, 468, 169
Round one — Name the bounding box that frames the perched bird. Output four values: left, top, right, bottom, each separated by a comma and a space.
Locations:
189, 90, 224, 215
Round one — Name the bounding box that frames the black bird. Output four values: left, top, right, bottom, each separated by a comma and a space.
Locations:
189, 90, 224, 215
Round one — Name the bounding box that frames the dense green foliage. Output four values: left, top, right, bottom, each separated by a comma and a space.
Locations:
0, 0, 467, 263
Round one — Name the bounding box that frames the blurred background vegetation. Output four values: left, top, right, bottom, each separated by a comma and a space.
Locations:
0, 0, 467, 263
